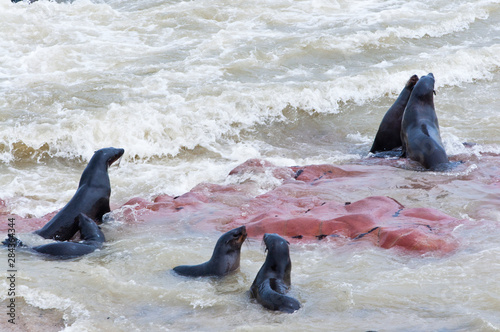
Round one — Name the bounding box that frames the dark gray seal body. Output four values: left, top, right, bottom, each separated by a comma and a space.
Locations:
34, 147, 124, 241
33, 213, 105, 258
250, 233, 300, 313
3, 213, 105, 259
370, 74, 419, 153
401, 73, 448, 169
173, 226, 247, 277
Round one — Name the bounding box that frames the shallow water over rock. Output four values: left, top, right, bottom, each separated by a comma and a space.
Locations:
1, 0, 500, 330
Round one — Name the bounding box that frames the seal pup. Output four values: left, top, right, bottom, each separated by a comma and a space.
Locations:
34, 147, 124, 241
34, 213, 105, 258
3, 213, 105, 259
250, 233, 300, 313
401, 73, 448, 169
370, 74, 419, 154
173, 226, 247, 277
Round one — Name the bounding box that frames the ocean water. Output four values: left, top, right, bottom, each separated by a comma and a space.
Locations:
1, 0, 500, 331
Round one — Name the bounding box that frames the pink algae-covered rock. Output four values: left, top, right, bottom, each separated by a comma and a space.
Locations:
108, 160, 466, 254
229, 195, 460, 254
0, 211, 57, 234
3, 158, 475, 255
291, 164, 365, 182
229, 158, 295, 180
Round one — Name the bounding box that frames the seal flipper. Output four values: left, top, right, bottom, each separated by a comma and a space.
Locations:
2, 234, 25, 247
269, 277, 289, 294
250, 234, 300, 313
172, 262, 210, 277
257, 278, 301, 313
33, 214, 104, 259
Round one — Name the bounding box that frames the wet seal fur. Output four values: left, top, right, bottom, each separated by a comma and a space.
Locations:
34, 147, 124, 241
250, 233, 300, 313
173, 226, 247, 277
33, 213, 105, 258
401, 73, 448, 170
370, 75, 418, 153
371, 74, 419, 154
3, 213, 105, 259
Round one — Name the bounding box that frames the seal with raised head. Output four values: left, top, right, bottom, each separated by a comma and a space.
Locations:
34, 147, 124, 241
401, 73, 448, 169
250, 233, 300, 313
3, 213, 105, 259
173, 226, 247, 277
370, 74, 419, 154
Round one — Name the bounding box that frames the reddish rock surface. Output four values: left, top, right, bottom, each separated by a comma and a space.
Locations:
6, 158, 495, 255
109, 160, 465, 254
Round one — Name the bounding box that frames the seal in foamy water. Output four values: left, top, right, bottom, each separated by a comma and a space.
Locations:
370, 74, 419, 154
250, 233, 300, 313
3, 213, 105, 259
173, 226, 247, 277
401, 73, 448, 170
34, 213, 105, 258
34, 147, 124, 241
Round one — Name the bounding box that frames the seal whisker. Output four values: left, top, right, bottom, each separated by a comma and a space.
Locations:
116, 155, 123, 167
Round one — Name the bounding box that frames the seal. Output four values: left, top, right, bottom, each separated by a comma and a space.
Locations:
34, 147, 124, 241
33, 213, 105, 258
250, 233, 300, 313
173, 226, 247, 277
3, 213, 105, 259
370, 74, 419, 154
401, 73, 448, 169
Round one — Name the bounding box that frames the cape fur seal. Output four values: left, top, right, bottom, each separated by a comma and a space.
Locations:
173, 226, 247, 277
35, 147, 124, 241
371, 75, 419, 153
33, 213, 105, 258
401, 73, 448, 169
3, 213, 105, 259
250, 233, 300, 313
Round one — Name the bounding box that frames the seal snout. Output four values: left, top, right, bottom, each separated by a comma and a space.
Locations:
106, 147, 125, 167
232, 225, 247, 244
239, 226, 247, 242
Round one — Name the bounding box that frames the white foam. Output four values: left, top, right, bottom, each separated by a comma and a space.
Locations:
1, 0, 499, 216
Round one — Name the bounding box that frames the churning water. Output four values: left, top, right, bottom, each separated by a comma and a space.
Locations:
1, 0, 500, 331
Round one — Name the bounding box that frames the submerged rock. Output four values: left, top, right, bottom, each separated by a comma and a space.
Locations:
7, 157, 500, 255
112, 160, 467, 255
